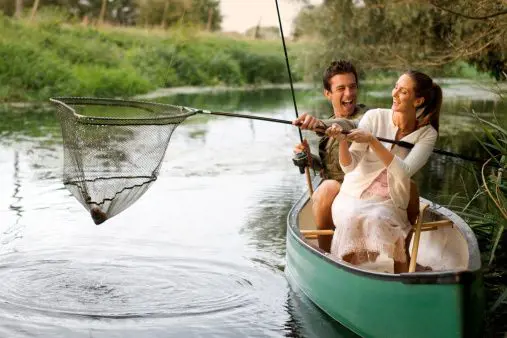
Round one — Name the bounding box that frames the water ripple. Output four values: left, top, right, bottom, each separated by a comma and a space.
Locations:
0, 253, 257, 321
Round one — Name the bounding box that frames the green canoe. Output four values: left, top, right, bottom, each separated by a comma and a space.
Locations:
285, 184, 484, 338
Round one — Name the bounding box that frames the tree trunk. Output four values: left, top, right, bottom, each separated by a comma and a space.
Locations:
98, 0, 107, 25
15, 0, 23, 18
206, 7, 212, 31
29, 0, 40, 21
161, 0, 170, 29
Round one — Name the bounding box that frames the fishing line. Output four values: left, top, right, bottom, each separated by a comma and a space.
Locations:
274, 0, 303, 142
274, 0, 315, 194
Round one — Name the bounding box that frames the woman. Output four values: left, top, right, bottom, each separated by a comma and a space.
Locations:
325, 70, 441, 273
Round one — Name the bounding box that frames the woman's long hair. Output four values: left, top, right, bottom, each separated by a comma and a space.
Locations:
406, 70, 442, 132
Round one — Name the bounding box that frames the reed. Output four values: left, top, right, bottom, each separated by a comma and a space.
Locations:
450, 109, 506, 334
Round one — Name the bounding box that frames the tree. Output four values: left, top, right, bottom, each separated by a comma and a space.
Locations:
293, 0, 507, 80
292, 4, 320, 40
14, 0, 23, 17
98, 0, 106, 24
135, 0, 220, 29
29, 0, 40, 21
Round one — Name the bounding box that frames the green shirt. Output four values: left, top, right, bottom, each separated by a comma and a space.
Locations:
318, 103, 368, 181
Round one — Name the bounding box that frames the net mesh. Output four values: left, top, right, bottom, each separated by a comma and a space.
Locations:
51, 97, 196, 224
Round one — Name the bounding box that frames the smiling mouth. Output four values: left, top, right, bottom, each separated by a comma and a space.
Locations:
342, 100, 354, 106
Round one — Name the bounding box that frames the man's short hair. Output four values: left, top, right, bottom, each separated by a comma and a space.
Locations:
323, 60, 359, 91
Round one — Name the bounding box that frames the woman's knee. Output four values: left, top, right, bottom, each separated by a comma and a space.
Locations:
313, 180, 340, 206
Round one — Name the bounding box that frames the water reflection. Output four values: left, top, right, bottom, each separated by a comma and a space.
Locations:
154, 88, 304, 113
3, 151, 24, 248
9, 151, 22, 222
0, 83, 504, 337
239, 175, 308, 277
284, 288, 360, 338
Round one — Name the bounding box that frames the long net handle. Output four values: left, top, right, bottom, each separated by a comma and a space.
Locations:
199, 110, 497, 166
202, 110, 293, 125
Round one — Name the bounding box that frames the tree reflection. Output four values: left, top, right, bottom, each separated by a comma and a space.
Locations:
284, 288, 360, 338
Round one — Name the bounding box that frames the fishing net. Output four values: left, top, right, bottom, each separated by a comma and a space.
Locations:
50, 97, 196, 225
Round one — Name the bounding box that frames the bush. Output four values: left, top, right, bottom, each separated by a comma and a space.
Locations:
0, 16, 302, 102
0, 41, 75, 101
70, 66, 154, 97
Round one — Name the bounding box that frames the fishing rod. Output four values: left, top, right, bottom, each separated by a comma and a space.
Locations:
273, 0, 314, 194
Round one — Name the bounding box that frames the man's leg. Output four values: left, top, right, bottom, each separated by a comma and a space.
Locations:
311, 179, 341, 252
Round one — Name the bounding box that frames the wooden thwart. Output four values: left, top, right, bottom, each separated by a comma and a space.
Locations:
300, 208, 454, 274
409, 203, 429, 273
300, 229, 335, 236
300, 219, 453, 238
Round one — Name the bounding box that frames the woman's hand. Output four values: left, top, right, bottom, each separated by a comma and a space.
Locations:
346, 128, 374, 144
325, 123, 346, 141
293, 112, 326, 132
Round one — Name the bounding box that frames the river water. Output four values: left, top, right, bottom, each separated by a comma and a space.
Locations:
0, 81, 505, 337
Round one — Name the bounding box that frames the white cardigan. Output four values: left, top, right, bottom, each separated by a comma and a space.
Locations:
339, 108, 438, 210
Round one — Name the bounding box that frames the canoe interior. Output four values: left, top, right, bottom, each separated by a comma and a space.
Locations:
297, 198, 481, 273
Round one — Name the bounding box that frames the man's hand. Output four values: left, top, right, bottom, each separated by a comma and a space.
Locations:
292, 140, 311, 174
293, 113, 326, 132
293, 142, 306, 154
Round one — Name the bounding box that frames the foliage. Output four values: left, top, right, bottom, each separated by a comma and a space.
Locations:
0, 16, 297, 102
469, 112, 506, 264
136, 0, 221, 30
292, 0, 507, 81
0, 0, 222, 30
446, 112, 507, 335
292, 4, 321, 40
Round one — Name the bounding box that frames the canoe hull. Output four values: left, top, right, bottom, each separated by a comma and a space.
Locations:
286, 193, 484, 338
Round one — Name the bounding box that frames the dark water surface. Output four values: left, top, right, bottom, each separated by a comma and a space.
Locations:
0, 82, 505, 337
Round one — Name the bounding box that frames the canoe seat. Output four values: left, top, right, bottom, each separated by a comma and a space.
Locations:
299, 203, 454, 273
299, 218, 453, 239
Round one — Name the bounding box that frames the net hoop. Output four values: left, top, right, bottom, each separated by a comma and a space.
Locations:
49, 97, 197, 126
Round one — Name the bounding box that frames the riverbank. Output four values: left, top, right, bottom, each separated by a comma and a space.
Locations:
1, 15, 499, 103
0, 15, 304, 102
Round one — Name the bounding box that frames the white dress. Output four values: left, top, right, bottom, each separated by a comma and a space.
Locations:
330, 190, 411, 264
328, 108, 437, 264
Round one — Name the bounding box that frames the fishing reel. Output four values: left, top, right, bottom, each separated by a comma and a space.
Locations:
292, 152, 309, 174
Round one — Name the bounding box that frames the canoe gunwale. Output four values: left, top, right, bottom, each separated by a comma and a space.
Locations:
286, 179, 482, 285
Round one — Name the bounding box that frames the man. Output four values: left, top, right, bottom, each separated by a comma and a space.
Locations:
293, 60, 367, 252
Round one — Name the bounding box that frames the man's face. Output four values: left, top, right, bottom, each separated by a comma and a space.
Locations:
324, 73, 358, 117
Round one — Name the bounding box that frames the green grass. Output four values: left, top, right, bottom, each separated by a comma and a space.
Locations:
0, 14, 300, 102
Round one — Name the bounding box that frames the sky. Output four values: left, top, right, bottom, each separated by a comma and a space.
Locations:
220, 0, 323, 34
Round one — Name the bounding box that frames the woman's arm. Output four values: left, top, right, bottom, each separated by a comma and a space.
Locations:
369, 137, 394, 167
345, 125, 438, 178
387, 128, 438, 178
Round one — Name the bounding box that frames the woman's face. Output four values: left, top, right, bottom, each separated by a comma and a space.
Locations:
391, 74, 424, 113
